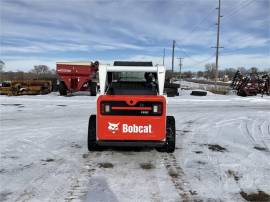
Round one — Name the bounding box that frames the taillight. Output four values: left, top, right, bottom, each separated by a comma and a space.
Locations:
105, 104, 110, 113
152, 104, 161, 114
101, 103, 110, 113
153, 105, 158, 113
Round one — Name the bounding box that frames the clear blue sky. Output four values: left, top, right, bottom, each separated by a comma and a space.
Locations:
0, 0, 269, 71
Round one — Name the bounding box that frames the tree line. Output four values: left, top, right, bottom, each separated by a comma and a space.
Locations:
0, 62, 269, 82
170, 63, 270, 81
0, 65, 57, 82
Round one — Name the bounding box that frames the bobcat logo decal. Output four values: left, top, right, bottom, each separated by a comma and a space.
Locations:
108, 122, 120, 134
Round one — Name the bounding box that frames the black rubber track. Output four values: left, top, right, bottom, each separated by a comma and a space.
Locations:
88, 115, 101, 151
156, 116, 176, 153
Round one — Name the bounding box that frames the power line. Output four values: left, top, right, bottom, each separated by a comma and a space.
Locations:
171, 4, 218, 66
221, 37, 262, 55
177, 47, 197, 62
221, 44, 260, 55
174, 0, 255, 72
188, 54, 216, 67
179, 0, 255, 63
174, 40, 217, 65
218, 0, 259, 55
221, 35, 261, 53
180, 7, 217, 42
174, 0, 257, 71
223, 0, 256, 20
224, 0, 251, 17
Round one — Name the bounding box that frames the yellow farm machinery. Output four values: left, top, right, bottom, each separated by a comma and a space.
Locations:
0, 80, 52, 96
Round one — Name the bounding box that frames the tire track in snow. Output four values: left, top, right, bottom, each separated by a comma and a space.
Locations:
145, 151, 163, 202
64, 153, 98, 202
252, 119, 264, 143
12, 138, 83, 202
259, 120, 270, 151
262, 120, 270, 136
161, 153, 193, 201
258, 120, 265, 137
240, 120, 256, 144
240, 118, 270, 151
14, 159, 67, 202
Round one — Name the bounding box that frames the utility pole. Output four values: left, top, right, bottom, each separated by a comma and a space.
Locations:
177, 57, 184, 85
172, 40, 176, 72
163, 48, 165, 66
213, 0, 223, 87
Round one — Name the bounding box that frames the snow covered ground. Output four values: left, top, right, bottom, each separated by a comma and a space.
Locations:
1, 92, 270, 201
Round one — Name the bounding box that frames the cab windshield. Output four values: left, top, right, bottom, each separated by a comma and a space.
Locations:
106, 71, 158, 95
113, 72, 146, 82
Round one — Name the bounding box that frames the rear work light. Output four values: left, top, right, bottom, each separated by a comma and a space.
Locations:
153, 105, 158, 113
152, 104, 161, 114
105, 104, 110, 112
101, 103, 110, 113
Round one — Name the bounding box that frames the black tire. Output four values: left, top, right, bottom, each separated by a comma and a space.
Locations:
59, 81, 67, 96
89, 82, 97, 96
237, 90, 247, 97
164, 88, 178, 97
190, 90, 207, 96
88, 115, 100, 151
156, 116, 176, 153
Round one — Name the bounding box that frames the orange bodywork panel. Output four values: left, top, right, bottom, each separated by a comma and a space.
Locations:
97, 95, 166, 141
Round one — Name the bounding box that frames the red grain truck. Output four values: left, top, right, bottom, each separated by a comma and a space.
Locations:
56, 61, 99, 96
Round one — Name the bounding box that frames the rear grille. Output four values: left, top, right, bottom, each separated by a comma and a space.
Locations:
100, 101, 163, 116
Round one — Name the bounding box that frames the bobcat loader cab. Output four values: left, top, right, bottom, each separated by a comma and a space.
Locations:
88, 61, 176, 153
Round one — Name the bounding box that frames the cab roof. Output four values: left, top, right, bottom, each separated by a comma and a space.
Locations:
113, 61, 153, 67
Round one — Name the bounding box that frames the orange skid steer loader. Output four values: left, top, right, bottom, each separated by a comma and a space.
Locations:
88, 61, 176, 153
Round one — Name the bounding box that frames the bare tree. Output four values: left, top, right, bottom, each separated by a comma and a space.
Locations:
249, 67, 258, 74
165, 70, 173, 81
224, 68, 237, 80
238, 67, 247, 75
30, 65, 50, 79
182, 71, 193, 79
262, 68, 270, 74
205, 63, 216, 80
16, 71, 25, 80
197, 71, 204, 78
0, 60, 5, 72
